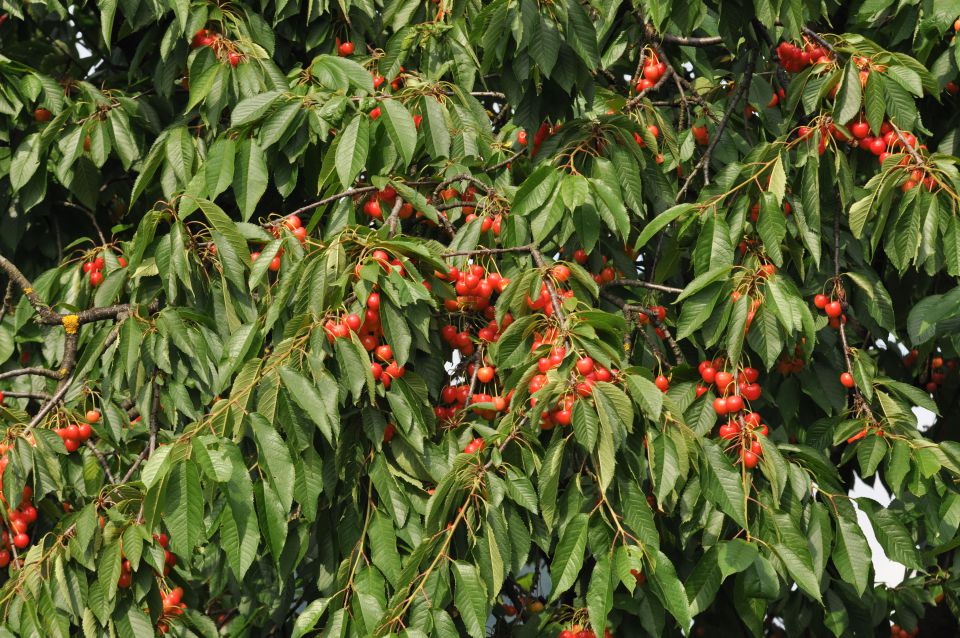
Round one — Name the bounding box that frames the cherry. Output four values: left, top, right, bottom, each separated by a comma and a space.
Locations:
227, 52, 241, 67
517, 130, 528, 145
367, 292, 381, 310
331, 323, 349, 338
34, 108, 51, 123
701, 366, 716, 384
552, 265, 571, 282
718, 422, 739, 439
713, 397, 729, 415
364, 199, 382, 218
714, 371, 733, 392
77, 423, 92, 441
576, 357, 594, 375
344, 314, 362, 331
89, 271, 104, 287
741, 449, 759, 469
369, 106, 381, 120
338, 41, 355, 56
725, 395, 744, 412
375, 345, 393, 361
12, 533, 28, 549
477, 367, 495, 383
840, 372, 855, 388
573, 249, 588, 264
932, 356, 944, 368
824, 301, 842, 318
371, 362, 383, 380
692, 125, 709, 145
383, 423, 395, 443
654, 375, 670, 392
813, 294, 828, 309
850, 121, 869, 139
268, 255, 281, 271
0, 550, 9, 568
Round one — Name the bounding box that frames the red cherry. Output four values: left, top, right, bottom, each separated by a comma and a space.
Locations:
34, 108, 52, 123
477, 367, 495, 383
375, 345, 393, 361
840, 372, 855, 388
89, 271, 104, 287
269, 256, 281, 272
701, 366, 716, 384
338, 41, 355, 56
227, 52, 241, 67
850, 121, 869, 139
725, 395, 744, 412
344, 314, 362, 332
825, 301, 842, 318
552, 265, 571, 282
77, 423, 92, 441
654, 375, 670, 392
714, 371, 733, 392
814, 294, 828, 309
576, 357, 594, 375
741, 450, 759, 469
713, 397, 728, 415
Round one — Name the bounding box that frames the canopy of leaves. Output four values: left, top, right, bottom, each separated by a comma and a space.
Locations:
1, 1, 960, 637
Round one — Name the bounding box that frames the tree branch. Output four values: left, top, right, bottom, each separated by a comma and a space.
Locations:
658, 32, 723, 46
86, 440, 116, 484
0, 255, 60, 323
61, 201, 106, 246
386, 197, 405, 237
0, 367, 64, 381
529, 246, 567, 325
606, 279, 684, 294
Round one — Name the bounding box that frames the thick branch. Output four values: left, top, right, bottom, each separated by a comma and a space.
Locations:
1, 391, 52, 401
386, 197, 405, 237
0, 255, 60, 323
0, 367, 64, 381
659, 32, 723, 46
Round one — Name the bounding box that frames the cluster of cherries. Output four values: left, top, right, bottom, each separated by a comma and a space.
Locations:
443, 263, 510, 314
191, 28, 243, 67
517, 121, 560, 157
0, 486, 38, 564
775, 344, 807, 375
634, 51, 667, 92
812, 293, 847, 330
526, 275, 575, 318
889, 623, 920, 638
362, 186, 413, 221
249, 214, 309, 274
54, 409, 98, 453
323, 291, 406, 388
694, 360, 763, 413
117, 532, 176, 588
156, 586, 187, 634
527, 347, 616, 429
776, 39, 831, 73
557, 625, 614, 638
916, 353, 956, 393
82, 254, 126, 287
463, 437, 485, 454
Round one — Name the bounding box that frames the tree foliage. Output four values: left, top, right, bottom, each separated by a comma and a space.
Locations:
1, 1, 960, 637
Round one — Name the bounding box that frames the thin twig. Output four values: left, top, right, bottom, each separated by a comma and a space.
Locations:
676, 50, 756, 201
606, 279, 684, 294
659, 32, 724, 46
86, 441, 116, 484
61, 201, 106, 245
1, 391, 52, 401
486, 149, 523, 172
444, 245, 532, 258
529, 247, 567, 325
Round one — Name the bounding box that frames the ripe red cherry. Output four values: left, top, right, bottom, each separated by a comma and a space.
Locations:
367, 293, 381, 311
86, 409, 101, 423
559, 631, 574, 638
824, 301, 842, 318
331, 323, 349, 338
89, 271, 104, 287
228, 52, 241, 67
364, 199, 382, 219
718, 422, 739, 439
77, 423, 92, 441
477, 367, 495, 383
552, 265, 571, 282
713, 397, 728, 415
849, 121, 869, 139
371, 362, 383, 380
12, 533, 28, 549
654, 375, 670, 392
576, 357, 594, 375
814, 294, 828, 309
269, 256, 281, 272
741, 450, 759, 469
714, 371, 733, 392
375, 345, 393, 361
0, 550, 9, 568
34, 108, 51, 123
840, 372, 855, 388
725, 395, 744, 412
741, 383, 762, 402
572, 249, 588, 264
701, 366, 716, 384
338, 41, 355, 56
344, 314, 362, 331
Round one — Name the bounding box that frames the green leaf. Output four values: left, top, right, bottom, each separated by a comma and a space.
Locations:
587, 553, 614, 635
832, 511, 871, 596
250, 413, 295, 514
233, 138, 269, 222
335, 114, 370, 187
380, 99, 418, 166
700, 439, 748, 529
548, 513, 589, 601
231, 91, 283, 127
565, 0, 600, 68
860, 503, 922, 569
292, 598, 331, 638
648, 549, 692, 629
833, 62, 863, 124
452, 561, 488, 638
635, 204, 694, 251
165, 460, 204, 559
